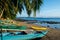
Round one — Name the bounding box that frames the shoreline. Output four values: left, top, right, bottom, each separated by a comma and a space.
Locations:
16, 21, 60, 40
0, 20, 60, 40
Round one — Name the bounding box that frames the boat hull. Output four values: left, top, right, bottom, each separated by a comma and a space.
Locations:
0, 31, 48, 40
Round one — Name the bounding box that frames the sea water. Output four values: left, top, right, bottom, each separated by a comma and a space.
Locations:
19, 17, 60, 29
19, 17, 60, 22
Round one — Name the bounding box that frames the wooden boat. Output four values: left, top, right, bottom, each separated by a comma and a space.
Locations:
0, 31, 48, 40
0, 20, 48, 40
31, 26, 48, 31
0, 25, 48, 40
0, 27, 48, 40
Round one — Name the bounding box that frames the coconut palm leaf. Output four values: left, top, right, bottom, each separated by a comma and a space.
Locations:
31, 0, 43, 17
0, 0, 43, 19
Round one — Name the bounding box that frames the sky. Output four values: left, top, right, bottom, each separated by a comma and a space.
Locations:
16, 0, 60, 18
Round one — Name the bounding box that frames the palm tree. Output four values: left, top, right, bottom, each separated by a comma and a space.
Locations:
31, 0, 43, 17
0, 0, 24, 19
24, 0, 43, 17
0, 0, 43, 19
23, 0, 32, 17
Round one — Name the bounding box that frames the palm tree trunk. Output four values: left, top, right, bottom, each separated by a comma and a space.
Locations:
0, 9, 4, 19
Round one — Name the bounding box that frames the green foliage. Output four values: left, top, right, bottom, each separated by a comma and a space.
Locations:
31, 0, 43, 17
0, 0, 43, 19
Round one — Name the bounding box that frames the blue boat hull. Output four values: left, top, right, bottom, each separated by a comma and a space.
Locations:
0, 31, 48, 40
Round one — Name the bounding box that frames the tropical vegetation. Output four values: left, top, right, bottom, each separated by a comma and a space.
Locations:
0, 0, 43, 19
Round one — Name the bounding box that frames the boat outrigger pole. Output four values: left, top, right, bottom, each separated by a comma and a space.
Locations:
0, 25, 3, 40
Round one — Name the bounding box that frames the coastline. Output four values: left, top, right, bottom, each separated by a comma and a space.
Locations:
31, 23, 60, 40
13, 21, 60, 40
18, 22, 60, 40
0, 20, 60, 40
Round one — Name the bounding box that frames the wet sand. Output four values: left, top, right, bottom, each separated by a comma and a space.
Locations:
16, 21, 60, 40
40, 28, 60, 40
11, 21, 60, 40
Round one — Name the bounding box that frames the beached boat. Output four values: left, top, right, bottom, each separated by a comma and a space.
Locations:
0, 31, 48, 40
0, 26, 48, 40
31, 26, 48, 31
0, 20, 48, 40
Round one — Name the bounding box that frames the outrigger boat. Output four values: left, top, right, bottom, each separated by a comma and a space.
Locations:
0, 20, 48, 40
31, 26, 48, 31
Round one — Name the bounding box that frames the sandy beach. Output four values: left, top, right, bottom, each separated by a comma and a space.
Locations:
14, 21, 60, 40
18, 21, 60, 40
0, 20, 60, 40
40, 28, 60, 40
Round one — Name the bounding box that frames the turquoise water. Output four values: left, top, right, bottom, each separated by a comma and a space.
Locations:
18, 17, 60, 29
18, 17, 60, 22
0, 31, 48, 40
